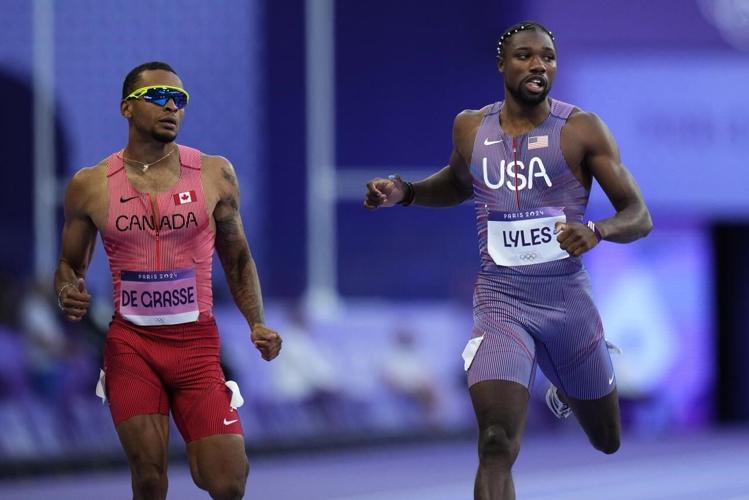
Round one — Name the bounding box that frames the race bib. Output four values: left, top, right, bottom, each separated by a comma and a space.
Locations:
120, 268, 199, 326
487, 207, 568, 266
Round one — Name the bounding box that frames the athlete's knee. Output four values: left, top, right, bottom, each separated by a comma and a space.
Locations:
200, 462, 248, 500
590, 424, 620, 454
206, 476, 246, 500
131, 461, 167, 499
594, 435, 620, 454
478, 424, 521, 466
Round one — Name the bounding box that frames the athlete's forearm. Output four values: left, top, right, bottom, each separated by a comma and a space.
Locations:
55, 216, 97, 294
215, 210, 265, 328
411, 166, 473, 208
595, 202, 652, 243
54, 259, 82, 294
222, 246, 266, 328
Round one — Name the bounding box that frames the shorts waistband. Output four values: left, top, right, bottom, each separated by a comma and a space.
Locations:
110, 313, 218, 339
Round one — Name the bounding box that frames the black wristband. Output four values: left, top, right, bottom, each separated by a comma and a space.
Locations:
398, 180, 415, 206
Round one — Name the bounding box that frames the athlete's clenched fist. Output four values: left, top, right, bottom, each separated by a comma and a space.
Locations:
364, 176, 408, 209
250, 324, 282, 361
555, 222, 599, 257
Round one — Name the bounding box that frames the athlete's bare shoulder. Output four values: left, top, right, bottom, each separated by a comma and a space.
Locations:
454, 105, 492, 131
200, 154, 239, 218
70, 159, 107, 185
564, 108, 609, 139
62, 159, 108, 225
453, 104, 492, 161
67, 159, 107, 202
564, 108, 616, 157
201, 154, 237, 189
201, 153, 231, 169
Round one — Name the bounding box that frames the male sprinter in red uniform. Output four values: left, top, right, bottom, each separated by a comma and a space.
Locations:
55, 61, 282, 500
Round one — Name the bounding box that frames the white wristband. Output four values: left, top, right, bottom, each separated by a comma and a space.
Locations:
56, 282, 77, 311
587, 221, 603, 242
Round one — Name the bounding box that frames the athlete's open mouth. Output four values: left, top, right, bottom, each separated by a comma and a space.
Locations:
523, 75, 547, 93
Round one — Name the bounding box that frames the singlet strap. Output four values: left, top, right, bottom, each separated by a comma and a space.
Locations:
550, 98, 576, 121
177, 145, 202, 171
106, 151, 125, 178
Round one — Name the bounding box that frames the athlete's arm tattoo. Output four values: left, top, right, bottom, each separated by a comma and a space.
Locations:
221, 165, 238, 187
214, 167, 265, 328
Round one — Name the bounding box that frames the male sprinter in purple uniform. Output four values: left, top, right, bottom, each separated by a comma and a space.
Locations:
364, 22, 652, 500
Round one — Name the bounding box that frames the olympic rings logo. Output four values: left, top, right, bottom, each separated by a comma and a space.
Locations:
518, 252, 538, 262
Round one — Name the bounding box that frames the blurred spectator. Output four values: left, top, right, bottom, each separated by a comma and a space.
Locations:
380, 326, 441, 426
262, 305, 344, 433
0, 278, 104, 458
20, 279, 67, 399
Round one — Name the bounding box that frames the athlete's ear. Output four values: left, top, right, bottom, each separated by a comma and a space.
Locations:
120, 99, 132, 119
497, 56, 504, 74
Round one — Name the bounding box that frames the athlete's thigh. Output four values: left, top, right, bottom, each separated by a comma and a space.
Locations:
103, 333, 170, 426
466, 321, 538, 392
470, 379, 530, 432
187, 434, 248, 489
535, 273, 614, 400
567, 387, 620, 439
169, 338, 244, 443
466, 314, 535, 432
116, 414, 170, 469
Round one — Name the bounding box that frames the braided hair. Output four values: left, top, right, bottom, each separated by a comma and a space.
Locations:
496, 21, 555, 61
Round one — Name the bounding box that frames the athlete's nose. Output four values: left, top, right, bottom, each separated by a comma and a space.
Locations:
529, 55, 546, 73
163, 98, 179, 111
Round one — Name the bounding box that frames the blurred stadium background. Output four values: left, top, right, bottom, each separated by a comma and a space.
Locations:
1, 0, 748, 498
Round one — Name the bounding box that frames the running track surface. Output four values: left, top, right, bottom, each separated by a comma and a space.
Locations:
1, 428, 747, 499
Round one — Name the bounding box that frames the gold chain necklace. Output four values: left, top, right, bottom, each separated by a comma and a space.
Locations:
122, 147, 175, 172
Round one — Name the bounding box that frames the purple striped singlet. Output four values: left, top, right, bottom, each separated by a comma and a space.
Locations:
463, 99, 615, 400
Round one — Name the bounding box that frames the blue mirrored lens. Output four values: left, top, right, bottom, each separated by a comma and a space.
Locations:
143, 88, 188, 109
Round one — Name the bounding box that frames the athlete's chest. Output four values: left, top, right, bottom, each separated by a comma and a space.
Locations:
471, 117, 589, 196
107, 169, 211, 237
111, 193, 205, 235
124, 163, 183, 194
473, 133, 561, 194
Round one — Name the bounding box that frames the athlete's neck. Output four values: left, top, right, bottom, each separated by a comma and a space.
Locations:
122, 141, 178, 171
500, 96, 551, 136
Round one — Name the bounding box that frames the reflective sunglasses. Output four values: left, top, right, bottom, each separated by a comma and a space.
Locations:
125, 85, 190, 109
